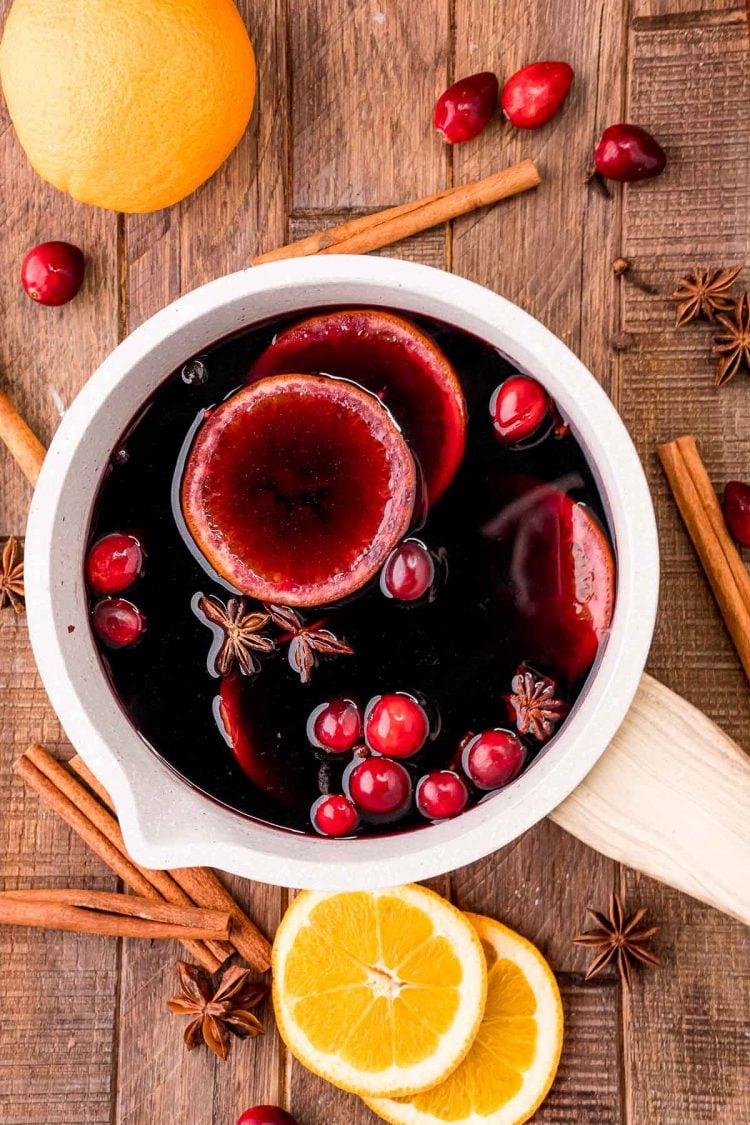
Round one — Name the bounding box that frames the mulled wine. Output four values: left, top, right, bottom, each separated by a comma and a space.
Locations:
84, 307, 616, 837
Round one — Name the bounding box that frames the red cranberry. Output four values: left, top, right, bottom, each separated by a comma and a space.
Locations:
594, 124, 666, 182
724, 481, 750, 547
92, 598, 145, 649
311, 794, 360, 837
21, 241, 85, 306
501, 61, 574, 129
462, 729, 526, 791
309, 698, 362, 752
434, 72, 499, 143
416, 770, 469, 820
490, 375, 551, 444
85, 533, 144, 595
381, 540, 435, 601
365, 693, 429, 758
347, 757, 412, 817
238, 1109, 298, 1125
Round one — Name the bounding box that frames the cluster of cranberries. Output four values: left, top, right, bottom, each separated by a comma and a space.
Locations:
85, 533, 146, 648
433, 63, 666, 184
307, 693, 526, 837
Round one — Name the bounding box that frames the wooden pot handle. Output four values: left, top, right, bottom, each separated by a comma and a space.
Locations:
550, 672, 750, 925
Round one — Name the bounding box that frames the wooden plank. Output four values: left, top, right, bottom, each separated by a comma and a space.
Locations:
0, 6, 119, 536
114, 3, 289, 1122
288, 0, 450, 210
632, 0, 745, 24
621, 869, 750, 1123
619, 19, 750, 745
0, 613, 118, 1124
450, 0, 625, 991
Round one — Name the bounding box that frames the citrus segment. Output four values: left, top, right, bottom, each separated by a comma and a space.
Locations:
249, 309, 468, 504
0, 0, 256, 213
366, 913, 563, 1124
272, 886, 487, 1098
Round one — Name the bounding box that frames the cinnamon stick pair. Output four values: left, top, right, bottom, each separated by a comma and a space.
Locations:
657, 435, 750, 682
13, 744, 272, 973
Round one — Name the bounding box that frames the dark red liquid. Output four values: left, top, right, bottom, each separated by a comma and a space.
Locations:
86, 308, 616, 836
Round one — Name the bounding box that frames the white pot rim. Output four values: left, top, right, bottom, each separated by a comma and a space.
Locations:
25, 256, 659, 889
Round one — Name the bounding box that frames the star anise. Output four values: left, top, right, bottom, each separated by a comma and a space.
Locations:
168, 961, 267, 1059
266, 604, 353, 684
504, 670, 568, 742
713, 291, 750, 386
0, 537, 25, 614
573, 893, 660, 989
197, 594, 274, 676
672, 264, 742, 327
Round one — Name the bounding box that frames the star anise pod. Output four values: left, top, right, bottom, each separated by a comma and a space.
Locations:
266, 604, 353, 685
168, 961, 267, 1059
672, 264, 742, 327
0, 537, 25, 614
573, 893, 660, 989
504, 670, 568, 742
713, 291, 750, 386
197, 594, 274, 676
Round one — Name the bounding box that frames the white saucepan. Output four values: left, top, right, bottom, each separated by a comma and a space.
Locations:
24, 257, 749, 920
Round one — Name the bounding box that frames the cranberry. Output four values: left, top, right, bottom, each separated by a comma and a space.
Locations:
462, 729, 526, 791
365, 693, 429, 758
434, 72, 499, 143
501, 61, 574, 129
347, 757, 412, 817
308, 698, 362, 752
723, 481, 750, 547
92, 598, 145, 649
311, 794, 360, 837
381, 540, 435, 601
85, 533, 144, 595
21, 241, 85, 306
237, 1109, 299, 1125
594, 124, 666, 182
416, 771, 469, 820
490, 375, 551, 444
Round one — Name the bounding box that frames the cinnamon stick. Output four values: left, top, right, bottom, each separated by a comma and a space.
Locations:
0, 387, 45, 485
0, 889, 231, 935
69, 753, 272, 972
14, 751, 223, 973
252, 160, 540, 265
657, 436, 750, 681
0, 894, 231, 941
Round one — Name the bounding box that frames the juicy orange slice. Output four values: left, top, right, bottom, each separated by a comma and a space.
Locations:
272, 886, 487, 1098
366, 913, 563, 1124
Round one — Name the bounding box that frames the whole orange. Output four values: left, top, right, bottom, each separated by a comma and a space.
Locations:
0, 0, 256, 213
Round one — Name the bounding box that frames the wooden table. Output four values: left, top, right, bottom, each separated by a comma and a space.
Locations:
1, 2, 748, 1122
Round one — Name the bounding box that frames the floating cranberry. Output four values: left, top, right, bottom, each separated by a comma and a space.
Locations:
21, 241, 85, 306
311, 794, 360, 837
237, 1109, 299, 1125
490, 375, 551, 444
85, 533, 144, 595
309, 698, 362, 752
416, 770, 469, 820
462, 729, 526, 791
365, 693, 429, 758
723, 481, 750, 547
433, 72, 499, 144
594, 124, 666, 183
381, 540, 435, 601
501, 61, 574, 129
347, 757, 412, 817
92, 598, 145, 649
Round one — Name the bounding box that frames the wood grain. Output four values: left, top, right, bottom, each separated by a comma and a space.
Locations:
1, 0, 749, 1122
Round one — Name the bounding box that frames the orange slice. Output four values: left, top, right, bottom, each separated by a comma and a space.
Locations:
366, 913, 564, 1124
272, 886, 487, 1098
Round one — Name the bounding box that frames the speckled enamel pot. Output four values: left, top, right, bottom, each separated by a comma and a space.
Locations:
25, 256, 659, 889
